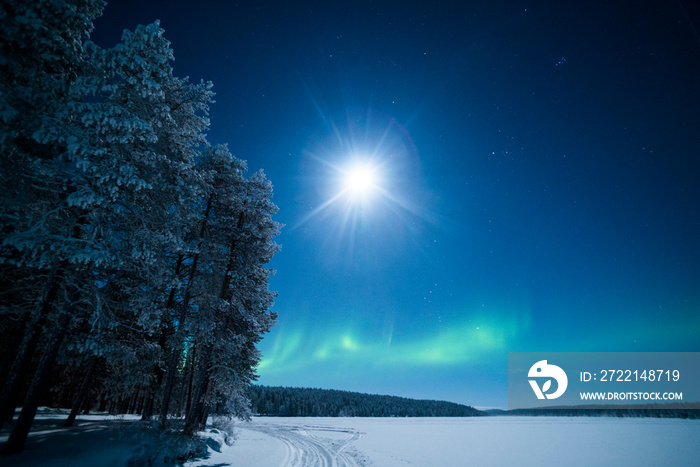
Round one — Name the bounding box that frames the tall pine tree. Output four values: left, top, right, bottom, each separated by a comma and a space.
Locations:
1, 3, 281, 455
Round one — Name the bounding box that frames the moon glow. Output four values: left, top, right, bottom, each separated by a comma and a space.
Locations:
343, 163, 379, 198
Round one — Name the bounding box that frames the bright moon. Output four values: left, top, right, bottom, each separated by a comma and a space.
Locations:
343, 163, 378, 197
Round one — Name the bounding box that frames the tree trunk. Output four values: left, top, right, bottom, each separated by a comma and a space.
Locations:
159, 255, 202, 429
144, 257, 182, 423
158, 345, 179, 429
184, 344, 196, 418
0, 270, 64, 430
64, 357, 98, 427
2, 310, 71, 456
177, 344, 195, 417
0, 316, 42, 430
98, 393, 107, 412
159, 196, 213, 430
141, 394, 154, 421
128, 394, 138, 414
184, 345, 211, 436
0, 308, 30, 396
199, 401, 210, 427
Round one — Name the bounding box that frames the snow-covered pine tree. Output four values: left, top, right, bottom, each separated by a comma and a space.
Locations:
183, 146, 281, 434
0, 0, 107, 455
2, 4, 281, 449
54, 21, 214, 429
1, 15, 214, 453
0, 0, 106, 408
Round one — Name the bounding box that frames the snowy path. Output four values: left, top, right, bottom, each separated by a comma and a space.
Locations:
186, 419, 369, 467
246, 422, 365, 467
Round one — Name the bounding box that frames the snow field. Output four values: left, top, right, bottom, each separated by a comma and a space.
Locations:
193, 416, 699, 467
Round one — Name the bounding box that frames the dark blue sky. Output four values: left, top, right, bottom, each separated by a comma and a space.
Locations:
93, 0, 700, 408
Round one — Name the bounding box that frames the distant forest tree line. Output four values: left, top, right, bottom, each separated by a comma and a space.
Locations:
247, 386, 483, 417
502, 406, 700, 419
0, 0, 280, 455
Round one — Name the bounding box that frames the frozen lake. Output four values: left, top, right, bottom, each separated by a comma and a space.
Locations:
189, 415, 700, 466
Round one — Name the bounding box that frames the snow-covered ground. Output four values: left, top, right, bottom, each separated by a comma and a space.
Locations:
2, 410, 698, 466
190, 416, 699, 467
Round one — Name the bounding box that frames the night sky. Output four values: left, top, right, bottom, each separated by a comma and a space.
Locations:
92, 1, 700, 408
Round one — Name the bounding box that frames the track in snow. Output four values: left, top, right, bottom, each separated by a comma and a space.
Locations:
247, 423, 368, 467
